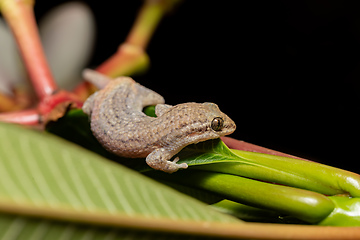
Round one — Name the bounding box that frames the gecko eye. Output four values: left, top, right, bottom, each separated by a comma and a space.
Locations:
211, 117, 224, 131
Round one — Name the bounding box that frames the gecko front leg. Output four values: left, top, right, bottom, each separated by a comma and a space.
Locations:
146, 148, 188, 173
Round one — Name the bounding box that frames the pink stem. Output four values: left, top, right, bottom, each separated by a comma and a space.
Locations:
0, 109, 39, 125
1, 0, 57, 100
221, 136, 307, 161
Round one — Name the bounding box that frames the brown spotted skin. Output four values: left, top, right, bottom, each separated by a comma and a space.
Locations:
82, 70, 236, 173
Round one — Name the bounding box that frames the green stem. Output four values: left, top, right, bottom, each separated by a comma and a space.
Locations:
229, 149, 360, 197
212, 199, 301, 223
147, 170, 335, 223
126, 0, 174, 49
185, 143, 360, 197
74, 0, 176, 97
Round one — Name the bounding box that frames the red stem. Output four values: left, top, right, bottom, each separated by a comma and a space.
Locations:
221, 136, 307, 161
73, 44, 147, 100
1, 0, 57, 100
0, 109, 39, 125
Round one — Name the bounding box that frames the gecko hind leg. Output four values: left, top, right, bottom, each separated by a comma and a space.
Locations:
146, 148, 188, 173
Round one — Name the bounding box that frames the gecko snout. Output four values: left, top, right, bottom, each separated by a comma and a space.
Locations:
219, 116, 236, 136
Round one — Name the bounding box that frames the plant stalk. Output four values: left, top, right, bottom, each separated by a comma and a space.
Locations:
126, 0, 169, 49
0, 0, 57, 100
147, 170, 335, 223
0, 109, 39, 125
74, 0, 178, 99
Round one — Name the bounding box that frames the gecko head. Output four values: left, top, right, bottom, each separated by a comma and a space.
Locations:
164, 102, 236, 144
201, 102, 236, 138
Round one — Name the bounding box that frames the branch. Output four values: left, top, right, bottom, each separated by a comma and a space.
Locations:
74, 0, 179, 99
0, 109, 39, 125
0, 0, 57, 100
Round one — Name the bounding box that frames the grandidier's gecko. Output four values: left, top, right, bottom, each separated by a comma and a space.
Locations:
82, 69, 236, 173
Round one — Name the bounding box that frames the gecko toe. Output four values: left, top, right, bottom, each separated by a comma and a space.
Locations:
172, 157, 188, 170
177, 162, 188, 169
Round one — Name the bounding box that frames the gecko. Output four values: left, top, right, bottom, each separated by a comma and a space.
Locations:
82, 69, 236, 173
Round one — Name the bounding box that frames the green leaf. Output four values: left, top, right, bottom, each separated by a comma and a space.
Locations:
176, 138, 239, 166
0, 122, 242, 238
46, 109, 360, 225
46, 109, 113, 158
176, 139, 360, 198
143, 105, 157, 117
150, 139, 360, 224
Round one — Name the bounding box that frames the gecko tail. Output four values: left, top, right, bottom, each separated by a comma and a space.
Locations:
82, 69, 111, 89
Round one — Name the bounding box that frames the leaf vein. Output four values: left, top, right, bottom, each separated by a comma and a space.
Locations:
80, 159, 117, 213
20, 135, 60, 206
62, 149, 96, 210
104, 167, 135, 215
39, 146, 83, 208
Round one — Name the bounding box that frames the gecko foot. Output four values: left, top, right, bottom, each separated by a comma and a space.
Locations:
146, 150, 188, 173
164, 160, 188, 174
172, 157, 188, 170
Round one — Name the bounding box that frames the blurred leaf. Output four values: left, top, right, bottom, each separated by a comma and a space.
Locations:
0, 122, 242, 238
0, 213, 227, 240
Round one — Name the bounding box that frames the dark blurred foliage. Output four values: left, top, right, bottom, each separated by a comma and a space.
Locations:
35, 1, 360, 171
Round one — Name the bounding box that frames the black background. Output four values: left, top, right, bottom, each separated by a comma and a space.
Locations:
33, 1, 360, 172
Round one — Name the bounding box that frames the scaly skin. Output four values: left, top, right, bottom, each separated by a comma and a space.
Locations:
83, 70, 236, 173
